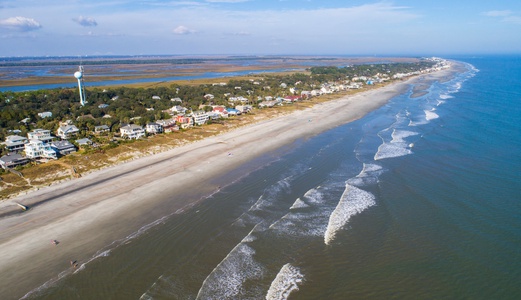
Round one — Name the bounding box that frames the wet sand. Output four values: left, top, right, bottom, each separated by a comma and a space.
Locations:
0, 64, 459, 299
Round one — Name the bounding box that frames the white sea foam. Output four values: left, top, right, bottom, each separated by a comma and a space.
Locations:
448, 82, 462, 94
290, 198, 309, 209
266, 264, 304, 300
196, 243, 264, 299
375, 126, 419, 160
269, 187, 328, 237
233, 176, 294, 228
302, 188, 323, 204
360, 163, 383, 174
408, 119, 426, 126
269, 209, 328, 238
391, 129, 419, 143
374, 142, 412, 160
424, 110, 439, 121
347, 163, 384, 187
439, 94, 453, 100
324, 184, 375, 245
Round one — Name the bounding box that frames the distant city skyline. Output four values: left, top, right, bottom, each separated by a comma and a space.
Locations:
1, 0, 521, 57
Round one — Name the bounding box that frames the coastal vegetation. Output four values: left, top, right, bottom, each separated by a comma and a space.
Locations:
0, 59, 442, 199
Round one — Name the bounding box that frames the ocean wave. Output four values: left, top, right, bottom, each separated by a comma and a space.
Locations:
196, 242, 264, 300
424, 110, 439, 121
269, 187, 328, 237
347, 163, 384, 187
298, 187, 324, 206
324, 184, 376, 245
374, 141, 413, 160
232, 172, 296, 227
439, 94, 454, 100
408, 117, 429, 126
290, 197, 310, 209
269, 209, 328, 237
265, 264, 304, 300
391, 129, 419, 143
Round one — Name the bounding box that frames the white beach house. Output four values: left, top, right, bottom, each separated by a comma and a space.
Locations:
57, 124, 80, 139
120, 124, 145, 139
2, 135, 28, 152
193, 111, 209, 126
24, 140, 57, 159
27, 129, 54, 144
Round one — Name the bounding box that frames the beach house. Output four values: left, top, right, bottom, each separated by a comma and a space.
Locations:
226, 108, 241, 116
156, 119, 179, 133
94, 125, 110, 134
57, 124, 80, 139
2, 135, 28, 152
193, 111, 209, 126
27, 129, 54, 144
235, 105, 252, 113
175, 115, 194, 129
24, 140, 57, 159
212, 106, 229, 118
120, 124, 145, 139
0, 153, 29, 169
51, 140, 77, 156
146, 122, 163, 134
76, 138, 93, 148
37, 111, 52, 118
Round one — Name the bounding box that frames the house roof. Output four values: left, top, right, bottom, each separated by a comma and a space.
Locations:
51, 140, 76, 150
0, 153, 25, 164
120, 124, 143, 130
76, 138, 92, 145
5, 135, 27, 143
59, 125, 79, 133
213, 107, 227, 113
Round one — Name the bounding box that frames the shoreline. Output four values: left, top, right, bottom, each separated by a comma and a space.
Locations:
0, 63, 462, 299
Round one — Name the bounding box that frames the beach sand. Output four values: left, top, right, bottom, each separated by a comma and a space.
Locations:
0, 64, 460, 299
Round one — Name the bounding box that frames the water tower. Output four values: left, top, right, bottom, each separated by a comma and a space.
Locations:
74, 65, 87, 106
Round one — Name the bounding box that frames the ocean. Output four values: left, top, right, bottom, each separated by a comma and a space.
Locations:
22, 55, 521, 299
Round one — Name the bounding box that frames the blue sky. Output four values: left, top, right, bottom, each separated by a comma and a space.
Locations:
1, 0, 520, 57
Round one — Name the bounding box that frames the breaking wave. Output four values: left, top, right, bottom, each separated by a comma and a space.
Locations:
425, 109, 439, 121
196, 233, 264, 299
324, 184, 376, 245
266, 264, 304, 300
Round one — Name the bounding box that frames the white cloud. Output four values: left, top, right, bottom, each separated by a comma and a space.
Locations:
141, 1, 206, 7
232, 31, 250, 36
503, 15, 521, 24
482, 10, 512, 17
73, 16, 98, 27
0, 16, 42, 31
173, 25, 196, 34
483, 10, 521, 25
206, 0, 249, 3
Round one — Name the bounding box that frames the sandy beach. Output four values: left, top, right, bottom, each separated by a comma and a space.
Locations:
0, 64, 460, 299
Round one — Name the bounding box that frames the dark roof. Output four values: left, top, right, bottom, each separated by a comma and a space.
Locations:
0, 153, 25, 163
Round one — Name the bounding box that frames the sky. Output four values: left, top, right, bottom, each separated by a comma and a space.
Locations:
1, 0, 521, 57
